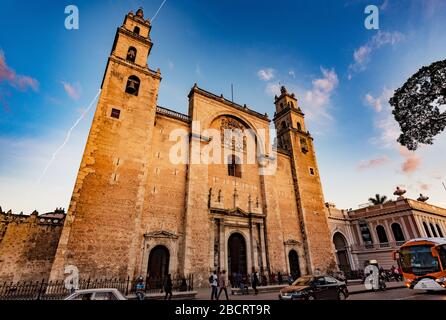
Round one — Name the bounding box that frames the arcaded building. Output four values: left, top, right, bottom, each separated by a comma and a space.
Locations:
326, 197, 446, 271
48, 9, 335, 286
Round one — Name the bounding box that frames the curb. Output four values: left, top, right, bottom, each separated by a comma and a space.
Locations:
349, 285, 406, 295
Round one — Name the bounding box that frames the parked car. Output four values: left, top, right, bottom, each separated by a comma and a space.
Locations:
65, 288, 127, 300
278, 275, 349, 300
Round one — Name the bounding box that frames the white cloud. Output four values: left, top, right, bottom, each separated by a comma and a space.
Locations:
364, 87, 393, 113
288, 70, 295, 78
357, 156, 390, 171
303, 67, 339, 121
265, 83, 281, 96
257, 68, 275, 81
168, 60, 174, 70
62, 81, 81, 100
349, 31, 405, 77
195, 64, 202, 77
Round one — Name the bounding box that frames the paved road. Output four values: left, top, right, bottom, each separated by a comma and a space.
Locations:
200, 287, 446, 301
349, 287, 446, 300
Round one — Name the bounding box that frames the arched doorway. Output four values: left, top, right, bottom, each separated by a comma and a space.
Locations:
288, 250, 301, 279
333, 232, 351, 272
147, 245, 170, 279
228, 233, 247, 278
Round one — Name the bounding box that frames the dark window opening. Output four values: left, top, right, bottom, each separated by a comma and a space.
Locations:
228, 155, 241, 178
126, 47, 137, 63
125, 75, 140, 96
297, 122, 302, 131
437, 224, 444, 238
430, 223, 438, 237
300, 138, 309, 154
111, 108, 121, 119
359, 220, 373, 247
133, 26, 140, 35
391, 223, 405, 242
376, 225, 389, 244
423, 222, 432, 237
309, 168, 315, 175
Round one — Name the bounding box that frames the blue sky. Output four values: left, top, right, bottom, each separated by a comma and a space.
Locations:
1, 0, 446, 214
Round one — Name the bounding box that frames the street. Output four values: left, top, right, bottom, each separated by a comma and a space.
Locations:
198, 288, 446, 301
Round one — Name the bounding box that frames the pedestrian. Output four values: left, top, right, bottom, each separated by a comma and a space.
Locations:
278, 272, 283, 285
209, 270, 218, 300
252, 271, 259, 295
288, 273, 294, 285
217, 270, 229, 300
164, 274, 173, 300
135, 276, 145, 301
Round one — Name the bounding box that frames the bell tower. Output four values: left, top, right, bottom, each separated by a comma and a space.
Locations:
50, 9, 161, 280
273, 86, 336, 274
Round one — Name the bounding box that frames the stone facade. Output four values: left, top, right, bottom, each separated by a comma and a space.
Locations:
44, 9, 335, 286
326, 198, 446, 271
0, 208, 65, 282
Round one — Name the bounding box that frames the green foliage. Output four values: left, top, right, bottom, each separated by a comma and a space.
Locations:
389, 59, 446, 150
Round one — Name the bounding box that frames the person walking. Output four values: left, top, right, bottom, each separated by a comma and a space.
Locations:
164, 274, 173, 300
278, 272, 283, 285
252, 271, 259, 295
135, 276, 145, 301
209, 270, 218, 300
217, 270, 229, 300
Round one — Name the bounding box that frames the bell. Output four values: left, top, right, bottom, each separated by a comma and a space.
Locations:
126, 79, 138, 94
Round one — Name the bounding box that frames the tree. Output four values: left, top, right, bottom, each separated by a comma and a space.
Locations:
389, 59, 446, 151
368, 194, 388, 205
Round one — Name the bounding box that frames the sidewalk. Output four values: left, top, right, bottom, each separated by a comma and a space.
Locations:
348, 281, 405, 294
193, 281, 406, 300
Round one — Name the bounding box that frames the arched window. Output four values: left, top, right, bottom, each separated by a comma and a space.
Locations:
288, 101, 294, 108
391, 223, 405, 242
430, 223, 438, 237
423, 221, 432, 237
297, 122, 302, 131
125, 75, 140, 96
133, 26, 140, 35
228, 155, 241, 178
126, 46, 137, 63
358, 220, 373, 247
376, 225, 389, 244
281, 121, 287, 130
436, 224, 444, 238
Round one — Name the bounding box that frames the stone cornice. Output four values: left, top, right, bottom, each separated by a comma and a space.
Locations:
188, 85, 270, 122
108, 56, 161, 80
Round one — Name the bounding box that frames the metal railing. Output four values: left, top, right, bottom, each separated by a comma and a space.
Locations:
0, 274, 194, 300
350, 240, 406, 251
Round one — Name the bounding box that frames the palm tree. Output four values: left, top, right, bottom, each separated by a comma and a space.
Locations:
368, 194, 388, 205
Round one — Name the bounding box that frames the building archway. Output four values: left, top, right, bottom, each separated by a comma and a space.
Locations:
147, 245, 170, 280
228, 233, 247, 278
333, 232, 351, 272
288, 250, 301, 279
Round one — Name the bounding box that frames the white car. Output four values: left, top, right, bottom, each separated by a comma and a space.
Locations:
64, 288, 127, 300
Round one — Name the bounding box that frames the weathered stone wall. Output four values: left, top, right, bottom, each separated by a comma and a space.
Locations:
0, 211, 64, 282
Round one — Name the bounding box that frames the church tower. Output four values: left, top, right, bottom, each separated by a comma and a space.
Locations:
273, 86, 335, 273
49, 9, 161, 280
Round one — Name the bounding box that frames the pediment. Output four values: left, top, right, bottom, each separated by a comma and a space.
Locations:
228, 207, 250, 217
284, 239, 300, 246
144, 230, 179, 239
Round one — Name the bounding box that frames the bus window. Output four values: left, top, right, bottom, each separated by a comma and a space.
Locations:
399, 245, 440, 276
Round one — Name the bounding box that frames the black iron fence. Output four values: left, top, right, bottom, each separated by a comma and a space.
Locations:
0, 274, 194, 300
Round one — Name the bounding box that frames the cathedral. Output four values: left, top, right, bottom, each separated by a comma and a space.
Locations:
47, 8, 336, 286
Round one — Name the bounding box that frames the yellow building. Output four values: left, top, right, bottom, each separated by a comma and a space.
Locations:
47, 8, 335, 286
